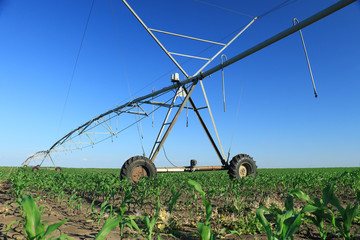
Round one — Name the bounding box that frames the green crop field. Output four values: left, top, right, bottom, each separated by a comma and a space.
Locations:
0, 167, 359, 239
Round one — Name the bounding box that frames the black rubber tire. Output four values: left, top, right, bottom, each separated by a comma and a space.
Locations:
55, 167, 62, 172
32, 166, 40, 172
120, 156, 157, 183
228, 154, 257, 180
190, 159, 197, 167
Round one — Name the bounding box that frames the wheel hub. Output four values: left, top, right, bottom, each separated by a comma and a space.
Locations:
239, 165, 247, 178
131, 166, 147, 183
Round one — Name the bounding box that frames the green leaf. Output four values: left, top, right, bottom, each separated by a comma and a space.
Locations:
129, 217, 141, 232
285, 196, 294, 212
341, 202, 359, 235
285, 213, 302, 239
94, 217, 121, 240
230, 230, 241, 237
197, 222, 212, 240
290, 189, 312, 204
43, 218, 69, 237
5, 220, 19, 235
169, 188, 181, 214
188, 179, 205, 200
145, 216, 150, 228
256, 207, 273, 240
22, 195, 45, 238
58, 234, 73, 240
47, 234, 73, 240
205, 201, 212, 223
302, 205, 319, 213
149, 217, 157, 232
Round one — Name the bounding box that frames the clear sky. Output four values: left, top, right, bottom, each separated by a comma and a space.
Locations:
0, 0, 359, 169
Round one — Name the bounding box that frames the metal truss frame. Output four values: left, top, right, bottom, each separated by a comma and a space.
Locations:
23, 0, 356, 167
122, 0, 258, 166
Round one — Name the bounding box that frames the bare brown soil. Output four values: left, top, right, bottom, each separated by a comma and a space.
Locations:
1, 179, 359, 239
0, 179, 119, 239
0, 178, 266, 239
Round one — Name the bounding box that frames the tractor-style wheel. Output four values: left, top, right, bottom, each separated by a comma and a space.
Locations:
32, 166, 40, 172
55, 167, 62, 172
228, 154, 257, 180
120, 156, 157, 183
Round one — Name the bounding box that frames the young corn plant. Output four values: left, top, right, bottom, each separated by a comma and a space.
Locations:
94, 217, 121, 240
289, 189, 335, 239
322, 183, 360, 240
21, 195, 71, 240
94, 200, 115, 224
139, 197, 161, 240
188, 179, 219, 240
167, 185, 182, 215
256, 195, 302, 240
305, 172, 360, 240
94, 190, 140, 240
117, 190, 140, 239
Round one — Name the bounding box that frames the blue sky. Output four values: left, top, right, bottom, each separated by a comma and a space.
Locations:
0, 0, 359, 169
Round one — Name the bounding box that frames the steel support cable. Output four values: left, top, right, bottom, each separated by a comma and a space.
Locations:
50, 0, 355, 154
152, 88, 155, 127
116, 3, 255, 105
110, 0, 132, 99
186, 88, 189, 127
114, 0, 297, 107
192, 0, 298, 48
50, 0, 352, 154
110, 0, 146, 156
135, 109, 146, 156
68, 88, 171, 141
29, 0, 355, 164
131, 0, 297, 152
114, 28, 240, 106
46, 88, 180, 153
227, 58, 248, 161
188, 18, 256, 164
61, 96, 174, 152
194, 0, 256, 18
63, 108, 158, 152
48, 101, 164, 153
107, 18, 257, 107
136, 103, 146, 156
221, 54, 227, 112
227, 29, 253, 160
195, 0, 356, 83
162, 146, 178, 167
23, 151, 48, 166
58, 0, 95, 135
293, 18, 318, 98
68, 92, 167, 138
258, 0, 298, 19
198, 80, 227, 161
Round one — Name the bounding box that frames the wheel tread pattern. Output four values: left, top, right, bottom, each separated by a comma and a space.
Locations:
228, 154, 258, 180
120, 156, 157, 181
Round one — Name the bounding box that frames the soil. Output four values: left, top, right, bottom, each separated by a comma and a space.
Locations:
0, 179, 123, 239
1, 179, 359, 239
0, 178, 266, 239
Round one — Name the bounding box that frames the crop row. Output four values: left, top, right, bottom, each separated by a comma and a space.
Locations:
4, 167, 360, 239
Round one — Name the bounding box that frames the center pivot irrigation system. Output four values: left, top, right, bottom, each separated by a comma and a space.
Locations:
23, 0, 356, 182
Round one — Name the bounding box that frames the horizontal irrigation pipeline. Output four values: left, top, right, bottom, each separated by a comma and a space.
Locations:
47, 0, 355, 152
